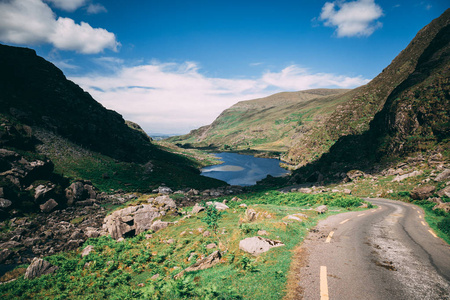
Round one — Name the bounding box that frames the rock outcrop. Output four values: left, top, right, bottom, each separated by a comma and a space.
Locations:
24, 258, 58, 279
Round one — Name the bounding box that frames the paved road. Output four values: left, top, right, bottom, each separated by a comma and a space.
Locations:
297, 198, 450, 300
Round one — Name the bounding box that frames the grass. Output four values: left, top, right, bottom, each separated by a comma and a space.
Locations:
0, 191, 371, 299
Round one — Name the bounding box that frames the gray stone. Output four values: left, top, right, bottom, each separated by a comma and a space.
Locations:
0, 198, 12, 208
150, 220, 172, 232
435, 169, 450, 182
206, 201, 229, 211
40, 199, 58, 213
392, 171, 423, 182
191, 203, 205, 214
81, 245, 95, 257
239, 236, 285, 256
316, 205, 328, 214
245, 208, 258, 222
24, 258, 58, 279
437, 186, 450, 198
176, 251, 221, 278
411, 185, 436, 200
206, 243, 217, 249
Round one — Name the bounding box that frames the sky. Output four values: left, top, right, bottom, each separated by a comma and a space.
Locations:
0, 0, 448, 135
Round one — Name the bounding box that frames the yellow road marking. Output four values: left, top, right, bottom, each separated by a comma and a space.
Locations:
325, 231, 334, 243
320, 266, 329, 300
429, 230, 438, 238
340, 219, 350, 225
421, 221, 426, 226
419, 215, 422, 219
357, 213, 366, 217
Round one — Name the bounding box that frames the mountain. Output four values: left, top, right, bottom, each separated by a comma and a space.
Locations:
0, 44, 224, 217
290, 9, 450, 182
285, 8, 450, 167
168, 89, 349, 154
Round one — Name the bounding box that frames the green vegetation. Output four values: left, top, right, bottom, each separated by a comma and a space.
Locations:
0, 192, 370, 299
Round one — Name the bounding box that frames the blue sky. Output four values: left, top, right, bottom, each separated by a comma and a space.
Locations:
0, 0, 448, 134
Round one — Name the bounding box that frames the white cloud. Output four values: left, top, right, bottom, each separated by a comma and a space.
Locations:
44, 0, 87, 11
70, 61, 369, 134
319, 0, 383, 37
87, 3, 107, 14
0, 0, 118, 54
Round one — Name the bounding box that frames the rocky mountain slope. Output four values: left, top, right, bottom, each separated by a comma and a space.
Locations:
289, 9, 450, 183
285, 8, 450, 167
0, 44, 225, 220
168, 89, 349, 154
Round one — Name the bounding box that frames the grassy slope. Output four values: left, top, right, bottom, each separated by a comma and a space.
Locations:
168, 89, 349, 154
0, 192, 370, 299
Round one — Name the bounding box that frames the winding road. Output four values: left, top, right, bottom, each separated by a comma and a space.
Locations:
297, 198, 450, 300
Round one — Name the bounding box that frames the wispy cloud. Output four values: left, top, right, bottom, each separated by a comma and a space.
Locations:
71, 61, 370, 134
87, 3, 107, 14
0, 0, 118, 54
319, 0, 383, 37
44, 0, 87, 12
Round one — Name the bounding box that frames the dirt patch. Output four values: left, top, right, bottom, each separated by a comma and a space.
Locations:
283, 246, 308, 300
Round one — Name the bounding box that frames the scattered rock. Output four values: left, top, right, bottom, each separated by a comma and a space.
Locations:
24, 258, 58, 279
0, 198, 12, 209
359, 203, 369, 209
257, 230, 269, 236
151, 274, 160, 280
437, 186, 450, 198
231, 197, 242, 202
191, 203, 205, 214
39, 199, 58, 213
203, 231, 211, 237
239, 203, 247, 208
150, 220, 173, 232
176, 250, 221, 278
152, 186, 173, 195
239, 236, 285, 256
283, 213, 308, 222
245, 208, 258, 222
411, 185, 436, 200
316, 205, 328, 214
298, 188, 312, 194
148, 195, 176, 210
433, 202, 450, 213
81, 245, 94, 257
206, 201, 229, 211
435, 169, 450, 182
344, 170, 366, 182
206, 243, 217, 249
392, 170, 423, 182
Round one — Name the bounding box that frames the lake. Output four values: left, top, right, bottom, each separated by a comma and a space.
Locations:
200, 152, 290, 186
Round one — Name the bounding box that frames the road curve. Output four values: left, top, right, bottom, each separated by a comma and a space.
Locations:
297, 198, 450, 300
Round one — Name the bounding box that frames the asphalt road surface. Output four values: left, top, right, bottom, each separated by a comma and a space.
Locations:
298, 198, 450, 300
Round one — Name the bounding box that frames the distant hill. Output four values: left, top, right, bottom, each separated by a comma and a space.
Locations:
0, 44, 225, 193
168, 89, 349, 154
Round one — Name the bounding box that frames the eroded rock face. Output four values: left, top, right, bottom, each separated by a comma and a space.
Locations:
24, 257, 58, 279
239, 236, 284, 256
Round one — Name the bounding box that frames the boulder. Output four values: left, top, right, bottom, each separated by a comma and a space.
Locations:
435, 169, 450, 182
283, 213, 308, 222
0, 198, 12, 209
411, 185, 436, 200
34, 184, 55, 203
206, 243, 217, 249
148, 195, 176, 210
245, 208, 258, 222
150, 220, 173, 232
345, 170, 366, 182
239, 236, 284, 256
392, 171, 423, 182
191, 203, 205, 214
0, 249, 12, 264
316, 205, 328, 214
298, 188, 312, 194
39, 199, 58, 213
65, 181, 97, 206
433, 202, 450, 213
206, 201, 229, 211
437, 186, 450, 198
81, 245, 95, 257
153, 186, 173, 195
257, 230, 269, 236
103, 204, 164, 239
176, 250, 221, 278
24, 258, 58, 279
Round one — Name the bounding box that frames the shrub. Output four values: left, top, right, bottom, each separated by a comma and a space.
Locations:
437, 217, 450, 236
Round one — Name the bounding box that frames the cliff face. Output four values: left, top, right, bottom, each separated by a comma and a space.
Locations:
0, 44, 152, 163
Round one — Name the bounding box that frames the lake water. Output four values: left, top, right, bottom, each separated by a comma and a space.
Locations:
200, 152, 289, 186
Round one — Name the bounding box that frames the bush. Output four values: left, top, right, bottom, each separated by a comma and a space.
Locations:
437, 217, 450, 236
